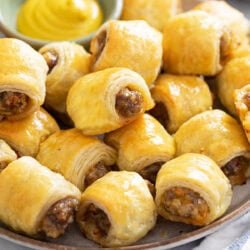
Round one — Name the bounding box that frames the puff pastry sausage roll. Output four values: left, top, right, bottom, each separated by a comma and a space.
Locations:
155, 153, 232, 226
174, 109, 250, 185
39, 42, 90, 122
234, 84, 250, 143
0, 108, 59, 157
149, 74, 212, 134
67, 67, 154, 135
36, 128, 117, 191
76, 171, 157, 247
0, 156, 81, 238
193, 1, 249, 51
0, 38, 48, 121
0, 139, 17, 170
216, 56, 250, 116
90, 20, 162, 86
104, 114, 175, 183
120, 0, 182, 31
162, 10, 232, 76
228, 41, 250, 61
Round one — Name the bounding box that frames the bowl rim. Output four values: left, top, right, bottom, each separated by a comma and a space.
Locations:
0, 0, 123, 48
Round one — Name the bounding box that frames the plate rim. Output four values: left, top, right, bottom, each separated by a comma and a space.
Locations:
0, 200, 249, 250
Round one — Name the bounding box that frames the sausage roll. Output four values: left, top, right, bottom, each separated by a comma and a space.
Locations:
216, 56, 250, 116
162, 10, 232, 76
120, 0, 182, 31
67, 67, 154, 135
228, 41, 250, 60
36, 128, 117, 191
39, 42, 91, 123
155, 153, 232, 226
104, 114, 175, 183
149, 74, 212, 134
0, 139, 17, 170
0, 156, 81, 238
76, 171, 157, 247
0, 38, 48, 121
174, 109, 250, 185
234, 84, 250, 144
193, 1, 249, 52
0, 107, 59, 157
90, 20, 162, 86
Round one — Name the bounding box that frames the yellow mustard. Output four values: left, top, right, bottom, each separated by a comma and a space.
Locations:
16, 0, 103, 41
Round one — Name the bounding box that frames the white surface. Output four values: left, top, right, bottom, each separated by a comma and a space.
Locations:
194, 212, 250, 250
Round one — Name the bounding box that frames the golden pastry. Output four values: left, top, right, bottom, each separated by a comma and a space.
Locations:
76, 171, 156, 247
234, 84, 250, 144
0, 139, 17, 170
0, 156, 81, 238
228, 41, 250, 60
90, 20, 162, 86
37, 128, 117, 191
174, 109, 250, 185
193, 1, 249, 51
0, 38, 48, 121
104, 114, 175, 183
67, 67, 154, 135
149, 74, 212, 134
120, 0, 182, 31
162, 10, 232, 76
0, 107, 59, 157
155, 153, 232, 226
39, 42, 91, 123
216, 55, 250, 116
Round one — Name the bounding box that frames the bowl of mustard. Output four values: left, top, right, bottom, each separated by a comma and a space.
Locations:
0, 0, 123, 49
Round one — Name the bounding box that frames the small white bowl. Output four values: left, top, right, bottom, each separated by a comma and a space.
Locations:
0, 0, 123, 49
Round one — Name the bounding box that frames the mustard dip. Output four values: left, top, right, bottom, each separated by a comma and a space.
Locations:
17, 0, 103, 41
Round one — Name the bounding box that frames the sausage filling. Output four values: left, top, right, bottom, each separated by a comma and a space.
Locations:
84, 161, 111, 188
222, 156, 249, 185
41, 50, 59, 74
139, 161, 164, 183
243, 92, 250, 109
0, 91, 29, 116
220, 33, 231, 64
0, 161, 9, 170
161, 186, 209, 224
149, 102, 169, 129
39, 197, 78, 238
115, 88, 143, 117
92, 30, 107, 63
81, 203, 110, 239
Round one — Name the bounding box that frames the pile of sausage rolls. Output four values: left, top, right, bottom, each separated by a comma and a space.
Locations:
0, 0, 249, 248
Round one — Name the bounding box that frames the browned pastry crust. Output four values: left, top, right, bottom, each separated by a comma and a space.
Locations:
39, 42, 90, 119
104, 114, 175, 183
174, 109, 250, 185
0, 38, 48, 120
120, 0, 182, 31
150, 74, 212, 133
0, 156, 81, 238
37, 128, 117, 191
0, 108, 59, 157
90, 20, 162, 86
162, 10, 232, 76
66, 67, 154, 135
0, 139, 17, 170
155, 153, 232, 226
76, 171, 157, 247
193, 1, 249, 52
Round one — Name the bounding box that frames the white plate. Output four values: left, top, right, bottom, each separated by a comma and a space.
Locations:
0, 180, 249, 250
